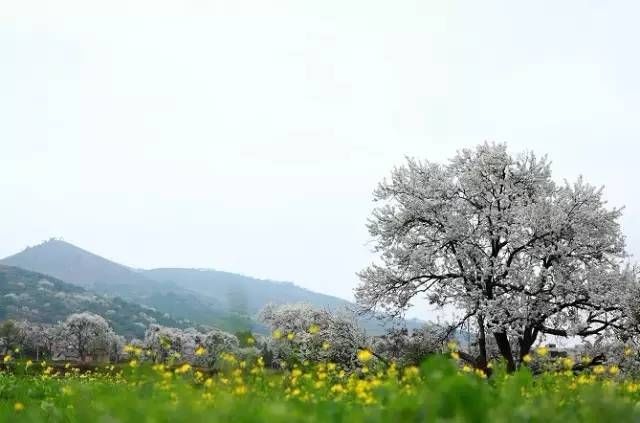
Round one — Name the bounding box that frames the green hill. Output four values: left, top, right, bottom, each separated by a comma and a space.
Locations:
0, 264, 182, 338
2, 240, 425, 335
1, 240, 249, 331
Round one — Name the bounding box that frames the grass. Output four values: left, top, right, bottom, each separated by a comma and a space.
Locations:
2, 354, 640, 422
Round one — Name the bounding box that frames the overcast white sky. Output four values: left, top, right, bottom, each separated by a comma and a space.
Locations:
1, 1, 639, 320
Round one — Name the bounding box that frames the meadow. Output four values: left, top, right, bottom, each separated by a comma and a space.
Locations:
2, 347, 640, 422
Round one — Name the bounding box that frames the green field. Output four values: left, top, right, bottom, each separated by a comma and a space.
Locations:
2, 352, 640, 422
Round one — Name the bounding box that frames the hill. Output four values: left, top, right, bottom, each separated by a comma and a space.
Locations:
1, 240, 250, 331
2, 239, 425, 334
142, 268, 350, 315
0, 264, 182, 338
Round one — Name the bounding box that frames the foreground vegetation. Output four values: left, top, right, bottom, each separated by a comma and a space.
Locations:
3, 350, 640, 422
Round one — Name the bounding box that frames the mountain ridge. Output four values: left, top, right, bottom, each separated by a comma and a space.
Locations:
1, 239, 424, 334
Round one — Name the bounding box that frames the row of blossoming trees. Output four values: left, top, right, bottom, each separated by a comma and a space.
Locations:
0, 303, 456, 370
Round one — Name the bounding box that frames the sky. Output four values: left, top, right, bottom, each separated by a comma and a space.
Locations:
1, 1, 639, 320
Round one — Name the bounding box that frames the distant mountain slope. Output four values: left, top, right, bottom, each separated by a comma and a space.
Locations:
0, 264, 183, 338
142, 269, 424, 334
0, 240, 242, 330
143, 268, 351, 315
3, 239, 159, 290
2, 240, 425, 334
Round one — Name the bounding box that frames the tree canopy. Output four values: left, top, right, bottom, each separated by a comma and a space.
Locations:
357, 143, 639, 371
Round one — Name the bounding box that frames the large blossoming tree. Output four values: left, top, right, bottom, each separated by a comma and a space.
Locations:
357, 143, 638, 372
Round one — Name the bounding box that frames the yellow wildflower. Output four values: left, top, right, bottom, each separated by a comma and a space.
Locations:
357, 349, 373, 363
322, 341, 331, 351
287, 332, 295, 341
536, 346, 549, 357
273, 329, 282, 340
331, 384, 345, 394
561, 357, 575, 370
234, 385, 248, 396
308, 324, 320, 334
608, 365, 620, 376
3, 355, 12, 363
14, 402, 25, 412
195, 346, 207, 357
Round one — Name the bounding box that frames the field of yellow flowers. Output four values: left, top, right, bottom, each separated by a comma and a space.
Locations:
2, 347, 640, 422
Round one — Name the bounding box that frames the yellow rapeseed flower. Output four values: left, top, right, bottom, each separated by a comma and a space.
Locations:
561, 357, 575, 370
474, 369, 487, 379
536, 346, 549, 357
357, 349, 373, 363
608, 365, 620, 376
593, 365, 606, 375
331, 383, 345, 394
234, 385, 248, 396
14, 402, 25, 412
175, 363, 192, 374
195, 346, 207, 357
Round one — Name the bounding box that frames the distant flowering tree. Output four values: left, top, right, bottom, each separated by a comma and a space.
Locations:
0, 320, 27, 355
259, 303, 369, 368
143, 324, 240, 367
59, 312, 113, 362
372, 325, 453, 366
23, 322, 59, 360
357, 143, 638, 372
200, 329, 240, 368
144, 324, 193, 363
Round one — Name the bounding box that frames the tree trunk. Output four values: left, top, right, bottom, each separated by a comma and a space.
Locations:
476, 315, 488, 370
518, 326, 538, 363
494, 331, 516, 372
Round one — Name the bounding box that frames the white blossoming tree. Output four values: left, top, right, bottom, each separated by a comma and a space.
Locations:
259, 303, 369, 368
200, 329, 240, 368
357, 143, 637, 372
372, 324, 453, 366
59, 312, 113, 362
